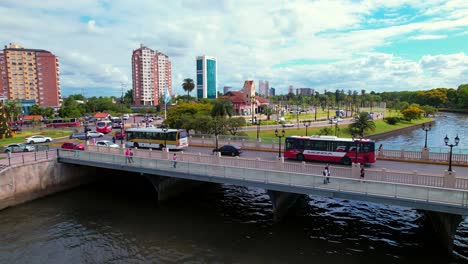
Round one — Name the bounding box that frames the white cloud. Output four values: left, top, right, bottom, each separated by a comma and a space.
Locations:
0, 0, 466, 97
410, 34, 448, 40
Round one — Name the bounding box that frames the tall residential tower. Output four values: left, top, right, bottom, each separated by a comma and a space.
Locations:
196, 55, 217, 99
132, 44, 172, 106
259, 80, 269, 97
0, 43, 61, 107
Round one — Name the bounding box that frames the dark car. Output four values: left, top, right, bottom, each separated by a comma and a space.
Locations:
213, 145, 242, 156
61, 142, 85, 151
69, 132, 87, 140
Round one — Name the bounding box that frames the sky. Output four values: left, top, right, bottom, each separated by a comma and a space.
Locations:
1, 0, 467, 97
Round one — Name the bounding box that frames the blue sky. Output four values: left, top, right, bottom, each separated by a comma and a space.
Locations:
0, 0, 467, 97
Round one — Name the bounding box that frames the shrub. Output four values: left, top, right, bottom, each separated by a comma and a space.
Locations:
384, 117, 400, 125
318, 127, 332, 135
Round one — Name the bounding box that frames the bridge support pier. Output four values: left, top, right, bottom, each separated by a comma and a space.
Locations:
423, 211, 463, 254
267, 190, 302, 221
145, 175, 202, 202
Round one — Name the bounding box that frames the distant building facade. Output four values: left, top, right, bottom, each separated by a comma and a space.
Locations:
132, 44, 172, 106
222, 80, 269, 116
223, 86, 232, 95
258, 80, 269, 96
288, 85, 294, 94
196, 55, 217, 99
0, 43, 61, 107
296, 87, 314, 96
269, 87, 275, 96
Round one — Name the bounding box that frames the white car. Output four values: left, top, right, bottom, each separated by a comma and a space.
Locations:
122, 114, 130, 120
95, 140, 119, 148
329, 118, 343, 124
282, 123, 295, 127
87, 131, 104, 138
25, 135, 53, 144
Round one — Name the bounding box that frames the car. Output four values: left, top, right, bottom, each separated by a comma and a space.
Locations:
213, 145, 242, 156
115, 131, 126, 140
282, 123, 295, 127
329, 118, 343, 124
95, 140, 120, 148
122, 114, 130, 120
3, 143, 35, 153
10, 125, 22, 132
69, 132, 87, 140
61, 142, 85, 151
87, 131, 104, 138
25, 135, 52, 144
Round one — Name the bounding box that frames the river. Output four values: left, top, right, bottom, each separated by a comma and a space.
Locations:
1, 113, 468, 263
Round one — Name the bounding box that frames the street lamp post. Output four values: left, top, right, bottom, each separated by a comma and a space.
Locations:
83, 121, 89, 149
253, 116, 261, 141
120, 90, 125, 145
421, 123, 431, 148
302, 120, 311, 136
444, 134, 460, 172
352, 133, 360, 164
274, 128, 286, 158
162, 127, 168, 150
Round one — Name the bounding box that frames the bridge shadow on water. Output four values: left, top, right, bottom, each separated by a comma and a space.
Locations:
52, 169, 468, 263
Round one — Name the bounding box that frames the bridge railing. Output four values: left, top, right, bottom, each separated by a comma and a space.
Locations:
0, 150, 55, 171
57, 149, 468, 208
84, 146, 464, 190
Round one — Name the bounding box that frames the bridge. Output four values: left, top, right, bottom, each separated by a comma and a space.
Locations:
52, 146, 468, 254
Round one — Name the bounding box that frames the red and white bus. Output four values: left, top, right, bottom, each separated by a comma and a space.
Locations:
46, 118, 80, 128
96, 120, 113, 134
284, 135, 376, 165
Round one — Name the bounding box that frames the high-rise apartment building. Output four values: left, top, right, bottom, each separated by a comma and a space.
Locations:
132, 44, 172, 106
259, 80, 269, 97
0, 43, 60, 107
288, 85, 294, 94
296, 87, 314, 96
270, 87, 275, 96
196, 55, 217, 99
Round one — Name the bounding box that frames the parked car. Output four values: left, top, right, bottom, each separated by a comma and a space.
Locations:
115, 131, 126, 140
329, 118, 343, 124
61, 142, 85, 151
69, 133, 87, 140
122, 114, 130, 120
282, 123, 295, 127
25, 135, 52, 144
213, 145, 242, 156
95, 140, 119, 148
3, 143, 35, 153
86, 131, 104, 138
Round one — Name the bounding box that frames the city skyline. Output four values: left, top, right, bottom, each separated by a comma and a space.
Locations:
1, 1, 467, 97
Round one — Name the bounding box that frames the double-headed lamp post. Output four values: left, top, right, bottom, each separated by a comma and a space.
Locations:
275, 128, 286, 158
162, 127, 168, 150
253, 116, 261, 141
421, 123, 431, 149
352, 133, 360, 164
302, 120, 311, 136
444, 134, 460, 172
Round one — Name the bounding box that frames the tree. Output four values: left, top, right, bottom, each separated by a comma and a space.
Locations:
225, 117, 245, 135
124, 89, 133, 106
182, 78, 195, 99
456, 84, 468, 109
211, 98, 233, 117
349, 112, 376, 137
3, 100, 22, 122
262, 106, 274, 120
401, 106, 424, 120
59, 97, 86, 118
0, 102, 13, 138
29, 104, 42, 115
420, 105, 437, 117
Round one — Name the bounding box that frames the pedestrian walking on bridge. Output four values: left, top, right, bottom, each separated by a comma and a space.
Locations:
323, 164, 331, 184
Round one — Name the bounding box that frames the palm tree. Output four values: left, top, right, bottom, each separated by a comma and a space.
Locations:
349, 112, 376, 137
4, 100, 22, 122
211, 98, 233, 117
182, 78, 195, 99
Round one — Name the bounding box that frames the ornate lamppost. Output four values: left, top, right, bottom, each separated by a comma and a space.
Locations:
421, 123, 431, 149
253, 116, 261, 141
275, 128, 286, 158
302, 120, 311, 136
162, 127, 168, 150
444, 134, 460, 172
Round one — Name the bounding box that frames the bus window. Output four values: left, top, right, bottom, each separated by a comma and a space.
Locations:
314, 141, 327, 151
362, 142, 374, 153
167, 132, 177, 141
179, 131, 187, 139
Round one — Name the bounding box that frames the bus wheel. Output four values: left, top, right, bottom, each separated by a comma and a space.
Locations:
133, 142, 139, 148
297, 154, 305, 162
342, 157, 351, 165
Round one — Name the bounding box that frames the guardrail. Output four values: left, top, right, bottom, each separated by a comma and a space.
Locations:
58, 149, 468, 209
0, 150, 55, 171
85, 146, 465, 190
188, 135, 468, 165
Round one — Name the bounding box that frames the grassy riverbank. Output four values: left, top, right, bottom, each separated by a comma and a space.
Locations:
243, 117, 432, 141
1, 130, 72, 146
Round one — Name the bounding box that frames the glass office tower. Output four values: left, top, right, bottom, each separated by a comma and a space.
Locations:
196, 55, 217, 99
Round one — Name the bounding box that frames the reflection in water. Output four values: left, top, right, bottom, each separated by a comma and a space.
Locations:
0, 174, 466, 263
377, 112, 468, 153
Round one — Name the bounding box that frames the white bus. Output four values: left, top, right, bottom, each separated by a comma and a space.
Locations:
125, 127, 188, 150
